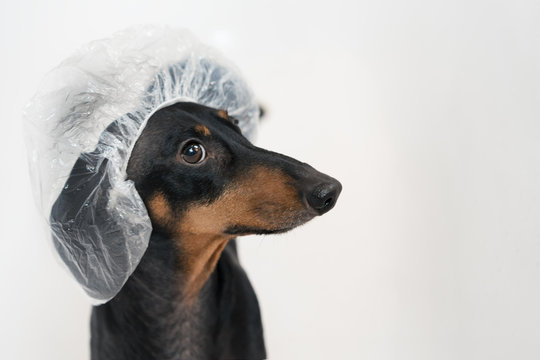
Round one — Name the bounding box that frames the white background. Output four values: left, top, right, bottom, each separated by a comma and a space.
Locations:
2, 0, 540, 359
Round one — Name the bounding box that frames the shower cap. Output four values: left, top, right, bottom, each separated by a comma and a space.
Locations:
24, 26, 260, 303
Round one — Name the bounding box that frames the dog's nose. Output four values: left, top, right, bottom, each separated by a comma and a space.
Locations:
307, 180, 342, 215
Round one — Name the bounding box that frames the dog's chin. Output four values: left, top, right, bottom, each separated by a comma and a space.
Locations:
224, 213, 315, 236
224, 225, 296, 236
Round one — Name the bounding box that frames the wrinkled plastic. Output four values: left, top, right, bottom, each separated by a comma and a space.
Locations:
24, 26, 259, 303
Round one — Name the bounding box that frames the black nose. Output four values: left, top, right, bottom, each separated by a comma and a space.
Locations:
307, 180, 342, 215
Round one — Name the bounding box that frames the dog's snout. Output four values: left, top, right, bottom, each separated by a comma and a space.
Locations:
306, 180, 342, 215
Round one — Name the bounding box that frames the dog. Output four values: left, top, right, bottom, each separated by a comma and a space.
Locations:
53, 101, 341, 359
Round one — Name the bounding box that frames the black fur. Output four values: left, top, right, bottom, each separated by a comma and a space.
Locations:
53, 101, 341, 360
91, 236, 265, 359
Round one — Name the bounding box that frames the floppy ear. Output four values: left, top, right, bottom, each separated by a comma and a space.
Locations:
258, 105, 266, 121
50, 153, 120, 300
50, 120, 151, 302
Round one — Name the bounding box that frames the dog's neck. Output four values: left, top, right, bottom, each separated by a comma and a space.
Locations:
176, 231, 232, 304
90, 232, 266, 360
143, 191, 233, 303
91, 232, 220, 360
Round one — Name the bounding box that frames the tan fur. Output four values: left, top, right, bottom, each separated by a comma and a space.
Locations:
194, 125, 211, 136
216, 109, 229, 121
147, 192, 173, 226
146, 166, 304, 302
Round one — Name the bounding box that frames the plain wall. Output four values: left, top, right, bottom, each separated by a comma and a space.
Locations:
2, 0, 540, 359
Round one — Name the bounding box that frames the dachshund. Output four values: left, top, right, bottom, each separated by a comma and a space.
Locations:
54, 101, 341, 360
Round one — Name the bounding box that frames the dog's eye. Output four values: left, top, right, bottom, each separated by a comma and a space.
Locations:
181, 142, 206, 164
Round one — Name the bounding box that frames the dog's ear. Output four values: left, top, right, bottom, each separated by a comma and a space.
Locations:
50, 153, 122, 301
258, 105, 266, 121
50, 120, 151, 302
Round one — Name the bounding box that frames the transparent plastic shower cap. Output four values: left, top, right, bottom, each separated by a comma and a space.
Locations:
24, 26, 259, 303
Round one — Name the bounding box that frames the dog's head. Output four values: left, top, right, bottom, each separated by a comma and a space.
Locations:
50, 101, 342, 301
127, 102, 342, 240
38, 27, 341, 303
125, 102, 342, 298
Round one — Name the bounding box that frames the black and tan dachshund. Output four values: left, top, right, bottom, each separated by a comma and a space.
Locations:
55, 102, 341, 359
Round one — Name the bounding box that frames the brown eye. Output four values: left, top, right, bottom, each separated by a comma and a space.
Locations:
180, 142, 206, 164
